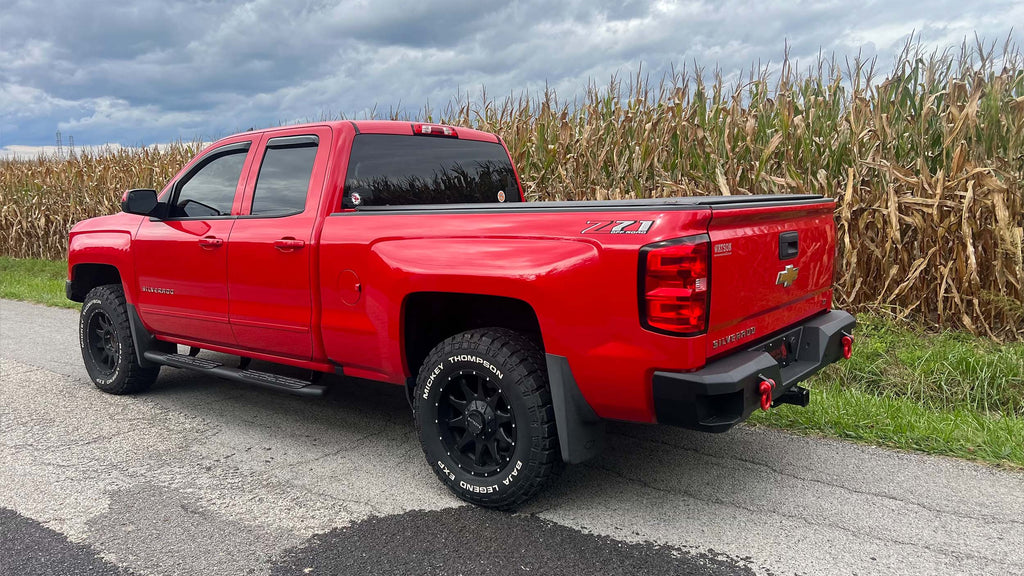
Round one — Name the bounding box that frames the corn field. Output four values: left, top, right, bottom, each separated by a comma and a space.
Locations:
2, 39, 1022, 339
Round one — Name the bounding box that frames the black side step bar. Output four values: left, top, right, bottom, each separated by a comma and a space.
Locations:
142, 351, 327, 398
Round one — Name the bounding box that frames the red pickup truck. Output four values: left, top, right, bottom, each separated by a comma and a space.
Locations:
67, 120, 855, 508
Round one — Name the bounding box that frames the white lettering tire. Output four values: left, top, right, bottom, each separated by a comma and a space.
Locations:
413, 328, 562, 510
79, 284, 160, 394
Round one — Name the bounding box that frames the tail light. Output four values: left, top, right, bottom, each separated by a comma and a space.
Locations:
639, 235, 710, 335
413, 123, 458, 138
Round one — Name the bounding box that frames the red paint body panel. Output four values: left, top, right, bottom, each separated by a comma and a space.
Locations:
705, 202, 836, 358
226, 125, 334, 359
130, 131, 260, 348
133, 218, 238, 346
68, 213, 141, 302
318, 209, 712, 422
67, 120, 838, 425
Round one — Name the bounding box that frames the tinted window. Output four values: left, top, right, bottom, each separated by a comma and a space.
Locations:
174, 147, 248, 217
251, 136, 319, 216
344, 134, 520, 206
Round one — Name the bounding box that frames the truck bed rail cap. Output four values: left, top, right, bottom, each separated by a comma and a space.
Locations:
341, 195, 826, 215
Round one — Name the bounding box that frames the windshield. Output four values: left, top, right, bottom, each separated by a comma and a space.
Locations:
344, 134, 521, 207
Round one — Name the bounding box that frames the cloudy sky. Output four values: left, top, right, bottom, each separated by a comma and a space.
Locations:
1, 0, 1021, 155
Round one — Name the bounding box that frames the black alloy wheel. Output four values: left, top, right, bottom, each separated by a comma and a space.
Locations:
437, 369, 517, 477
86, 309, 119, 376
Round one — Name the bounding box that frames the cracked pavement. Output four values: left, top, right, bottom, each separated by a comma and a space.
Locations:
2, 299, 1023, 575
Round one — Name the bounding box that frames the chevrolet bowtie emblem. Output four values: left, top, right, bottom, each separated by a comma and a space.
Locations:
776, 265, 799, 288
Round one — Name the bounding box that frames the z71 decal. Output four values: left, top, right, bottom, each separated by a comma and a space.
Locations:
581, 220, 654, 235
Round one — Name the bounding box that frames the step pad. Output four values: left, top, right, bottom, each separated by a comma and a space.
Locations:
142, 350, 326, 398
238, 369, 309, 390
162, 354, 222, 370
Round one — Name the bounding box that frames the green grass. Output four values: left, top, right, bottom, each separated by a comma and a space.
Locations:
751, 314, 1024, 468
2, 257, 1022, 467
839, 315, 1024, 415
750, 383, 1024, 467
0, 257, 77, 309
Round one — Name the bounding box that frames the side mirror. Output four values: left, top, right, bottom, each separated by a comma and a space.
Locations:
121, 189, 160, 217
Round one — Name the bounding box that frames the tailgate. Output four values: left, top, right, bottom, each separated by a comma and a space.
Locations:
705, 198, 836, 358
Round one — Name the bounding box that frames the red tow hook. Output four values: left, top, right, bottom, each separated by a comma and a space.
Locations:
841, 333, 854, 360
759, 378, 776, 411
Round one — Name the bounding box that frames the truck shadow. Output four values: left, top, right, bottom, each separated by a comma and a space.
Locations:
527, 421, 796, 514
142, 350, 808, 517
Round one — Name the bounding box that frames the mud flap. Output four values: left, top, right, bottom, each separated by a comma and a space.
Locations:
127, 304, 175, 368
546, 354, 605, 464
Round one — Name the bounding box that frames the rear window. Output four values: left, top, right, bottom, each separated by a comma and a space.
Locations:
343, 134, 520, 207
250, 136, 318, 216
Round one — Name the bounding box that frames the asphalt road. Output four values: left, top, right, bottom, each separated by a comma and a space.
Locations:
2, 299, 1023, 576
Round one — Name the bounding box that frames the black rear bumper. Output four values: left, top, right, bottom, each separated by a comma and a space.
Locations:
652, 310, 856, 433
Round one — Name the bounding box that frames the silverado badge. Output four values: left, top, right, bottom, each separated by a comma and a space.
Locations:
776, 265, 799, 288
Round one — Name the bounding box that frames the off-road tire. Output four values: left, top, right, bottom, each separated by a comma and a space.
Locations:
79, 284, 160, 394
413, 328, 562, 510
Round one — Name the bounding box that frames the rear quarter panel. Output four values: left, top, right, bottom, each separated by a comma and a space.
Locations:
318, 208, 712, 422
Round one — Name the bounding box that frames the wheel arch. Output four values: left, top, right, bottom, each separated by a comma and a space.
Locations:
402, 291, 543, 397
67, 263, 124, 302
67, 229, 137, 303
402, 292, 605, 466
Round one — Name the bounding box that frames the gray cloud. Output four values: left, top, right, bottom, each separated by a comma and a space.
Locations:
1, 0, 1021, 149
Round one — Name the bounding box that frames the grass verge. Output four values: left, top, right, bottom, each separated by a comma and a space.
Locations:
0, 257, 76, 309
2, 257, 1022, 467
750, 383, 1023, 467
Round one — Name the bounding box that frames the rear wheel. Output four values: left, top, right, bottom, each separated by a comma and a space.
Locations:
414, 328, 561, 509
80, 284, 159, 394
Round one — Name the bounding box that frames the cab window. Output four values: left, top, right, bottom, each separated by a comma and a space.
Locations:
171, 144, 250, 217
250, 135, 319, 216
344, 134, 520, 207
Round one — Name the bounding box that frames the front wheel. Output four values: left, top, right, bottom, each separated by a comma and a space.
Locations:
79, 284, 160, 394
413, 328, 562, 509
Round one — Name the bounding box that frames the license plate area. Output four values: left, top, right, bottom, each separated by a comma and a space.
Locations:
750, 327, 803, 368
